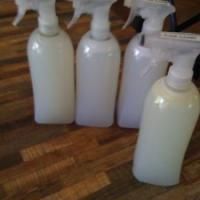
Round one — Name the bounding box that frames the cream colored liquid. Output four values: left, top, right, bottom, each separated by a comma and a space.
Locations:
133, 78, 200, 186
28, 29, 75, 124
76, 32, 121, 127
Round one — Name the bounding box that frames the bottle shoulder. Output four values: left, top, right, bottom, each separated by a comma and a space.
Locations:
128, 34, 141, 46
78, 32, 120, 52
126, 34, 152, 57
28, 28, 73, 46
150, 78, 200, 107
28, 28, 74, 55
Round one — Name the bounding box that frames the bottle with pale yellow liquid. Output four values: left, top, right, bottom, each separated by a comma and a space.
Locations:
133, 32, 200, 186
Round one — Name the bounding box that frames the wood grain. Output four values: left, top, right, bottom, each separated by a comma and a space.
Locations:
0, 0, 200, 199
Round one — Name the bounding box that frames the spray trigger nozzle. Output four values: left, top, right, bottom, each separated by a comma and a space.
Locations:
68, 0, 116, 40
123, 0, 175, 31
13, 0, 39, 26
67, 9, 81, 29
68, 0, 116, 28
122, 3, 135, 29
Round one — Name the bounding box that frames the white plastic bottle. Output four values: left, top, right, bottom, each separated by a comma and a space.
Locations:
133, 32, 200, 186
13, 0, 75, 124
68, 0, 120, 127
117, 0, 175, 128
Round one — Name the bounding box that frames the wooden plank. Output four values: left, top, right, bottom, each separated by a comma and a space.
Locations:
41, 173, 110, 200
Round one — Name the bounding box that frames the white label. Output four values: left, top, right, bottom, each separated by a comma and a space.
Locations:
124, 0, 168, 8
161, 32, 200, 42
144, 0, 168, 5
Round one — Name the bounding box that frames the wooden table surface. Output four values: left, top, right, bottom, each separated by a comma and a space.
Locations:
0, 0, 200, 199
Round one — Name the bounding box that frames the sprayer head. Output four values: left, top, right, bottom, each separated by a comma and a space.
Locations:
68, 0, 116, 28
123, 0, 175, 33
167, 53, 199, 90
13, 0, 59, 35
13, 0, 39, 26
145, 32, 200, 90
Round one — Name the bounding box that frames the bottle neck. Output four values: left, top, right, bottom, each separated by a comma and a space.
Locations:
38, 18, 59, 36
166, 57, 195, 91
166, 70, 192, 91
38, 0, 60, 36
142, 19, 163, 34
38, 17, 59, 36
90, 6, 111, 40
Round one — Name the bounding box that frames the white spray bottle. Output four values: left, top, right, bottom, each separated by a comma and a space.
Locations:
117, 0, 175, 128
133, 32, 200, 186
68, 0, 120, 127
13, 0, 75, 124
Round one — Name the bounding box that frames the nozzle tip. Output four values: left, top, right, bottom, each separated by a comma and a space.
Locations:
67, 15, 79, 29
67, 21, 73, 29
12, 21, 18, 26
12, 16, 22, 26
